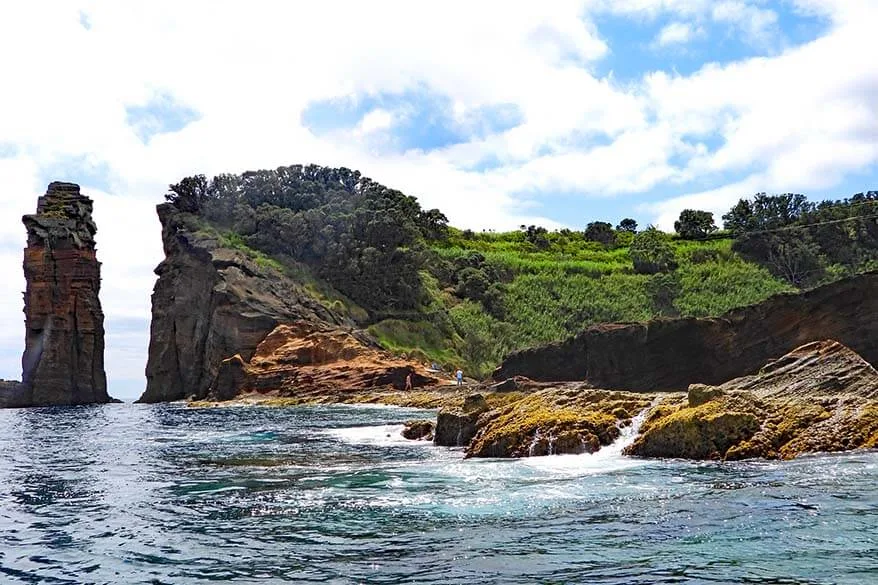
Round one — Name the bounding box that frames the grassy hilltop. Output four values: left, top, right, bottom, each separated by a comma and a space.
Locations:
165, 164, 877, 378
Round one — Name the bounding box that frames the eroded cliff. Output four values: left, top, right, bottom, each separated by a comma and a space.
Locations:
625, 340, 878, 460
138, 205, 350, 403
494, 271, 878, 390
0, 182, 111, 408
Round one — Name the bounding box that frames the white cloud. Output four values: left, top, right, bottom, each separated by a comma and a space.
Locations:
354, 109, 396, 136
655, 21, 699, 46
0, 0, 876, 395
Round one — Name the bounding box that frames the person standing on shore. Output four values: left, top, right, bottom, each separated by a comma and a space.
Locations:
405, 371, 413, 391
455, 368, 463, 386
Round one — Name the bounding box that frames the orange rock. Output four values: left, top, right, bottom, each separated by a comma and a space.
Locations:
207, 321, 441, 400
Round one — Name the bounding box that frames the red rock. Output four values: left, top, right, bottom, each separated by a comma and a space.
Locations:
1, 182, 111, 407
207, 321, 441, 400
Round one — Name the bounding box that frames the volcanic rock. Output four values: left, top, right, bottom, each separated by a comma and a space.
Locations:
402, 419, 435, 441
433, 394, 490, 448
138, 204, 348, 403
494, 271, 878, 391
1, 183, 111, 407
464, 388, 652, 458
626, 340, 878, 460
203, 321, 441, 401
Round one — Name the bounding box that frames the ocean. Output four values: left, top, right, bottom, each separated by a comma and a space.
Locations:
0, 403, 875, 584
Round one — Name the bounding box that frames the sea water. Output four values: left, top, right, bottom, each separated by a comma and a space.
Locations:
0, 403, 875, 584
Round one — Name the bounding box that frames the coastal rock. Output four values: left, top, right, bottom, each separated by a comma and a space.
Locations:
139, 204, 348, 403
465, 389, 652, 458
626, 341, 878, 460
204, 321, 442, 401
433, 393, 491, 447
402, 419, 435, 441
494, 271, 878, 390
1, 183, 111, 408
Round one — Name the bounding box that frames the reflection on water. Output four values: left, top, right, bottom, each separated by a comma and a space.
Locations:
0, 402, 876, 584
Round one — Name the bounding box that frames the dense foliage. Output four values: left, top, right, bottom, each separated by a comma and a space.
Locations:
674, 209, 717, 239
165, 165, 448, 311
724, 192, 878, 287
166, 164, 874, 378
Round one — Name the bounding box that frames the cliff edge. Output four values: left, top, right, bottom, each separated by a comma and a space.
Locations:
138, 204, 349, 403
494, 271, 878, 390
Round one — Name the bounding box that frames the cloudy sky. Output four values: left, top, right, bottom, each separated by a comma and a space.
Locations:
1, 0, 876, 399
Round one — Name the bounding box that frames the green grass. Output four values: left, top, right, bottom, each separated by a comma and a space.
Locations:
368, 319, 463, 368
195, 218, 798, 378
422, 231, 795, 375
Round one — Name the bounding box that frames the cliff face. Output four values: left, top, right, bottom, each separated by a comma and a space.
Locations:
138, 205, 349, 403
494, 271, 878, 390
626, 340, 878, 460
3, 182, 110, 407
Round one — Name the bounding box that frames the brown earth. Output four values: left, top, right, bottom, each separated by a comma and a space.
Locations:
494, 271, 878, 391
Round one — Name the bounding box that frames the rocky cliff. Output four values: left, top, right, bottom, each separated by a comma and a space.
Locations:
626, 340, 878, 460
206, 321, 442, 401
138, 205, 350, 403
494, 271, 878, 390
0, 182, 111, 408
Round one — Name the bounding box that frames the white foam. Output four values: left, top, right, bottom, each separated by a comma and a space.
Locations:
325, 424, 414, 446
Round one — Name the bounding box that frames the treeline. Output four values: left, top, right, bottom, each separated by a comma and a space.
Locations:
667, 192, 878, 287
164, 164, 449, 312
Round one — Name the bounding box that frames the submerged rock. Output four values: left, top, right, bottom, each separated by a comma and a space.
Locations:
626, 340, 878, 460
494, 271, 878, 390
2, 183, 112, 408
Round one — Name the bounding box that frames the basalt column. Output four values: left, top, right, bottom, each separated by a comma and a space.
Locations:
20, 182, 110, 405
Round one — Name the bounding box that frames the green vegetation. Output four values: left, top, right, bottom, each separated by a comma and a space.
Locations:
165, 165, 875, 379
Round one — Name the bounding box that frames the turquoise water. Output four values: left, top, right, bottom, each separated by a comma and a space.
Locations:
0, 403, 876, 584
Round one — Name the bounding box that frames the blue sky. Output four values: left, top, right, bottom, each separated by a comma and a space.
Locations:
0, 0, 876, 398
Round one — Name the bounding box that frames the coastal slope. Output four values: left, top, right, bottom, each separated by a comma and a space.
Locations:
494, 271, 878, 390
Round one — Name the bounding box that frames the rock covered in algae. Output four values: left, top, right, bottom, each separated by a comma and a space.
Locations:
462, 387, 654, 458
626, 340, 878, 460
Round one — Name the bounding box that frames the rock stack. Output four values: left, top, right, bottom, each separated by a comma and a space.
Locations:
0, 182, 111, 407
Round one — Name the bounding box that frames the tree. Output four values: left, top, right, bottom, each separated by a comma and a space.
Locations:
584, 221, 616, 246
646, 272, 682, 317
417, 208, 449, 241
733, 231, 824, 287
165, 174, 209, 213
617, 218, 638, 233
629, 227, 678, 274
723, 193, 813, 235
524, 225, 550, 249
674, 209, 717, 239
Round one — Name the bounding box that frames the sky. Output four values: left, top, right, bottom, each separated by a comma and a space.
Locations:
0, 0, 876, 399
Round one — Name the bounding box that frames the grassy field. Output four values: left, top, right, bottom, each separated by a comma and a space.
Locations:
369, 230, 793, 377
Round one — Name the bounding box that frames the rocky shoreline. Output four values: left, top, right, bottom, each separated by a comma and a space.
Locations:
187, 339, 878, 461
3, 189, 876, 463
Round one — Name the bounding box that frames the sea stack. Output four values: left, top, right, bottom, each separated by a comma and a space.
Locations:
5, 182, 111, 407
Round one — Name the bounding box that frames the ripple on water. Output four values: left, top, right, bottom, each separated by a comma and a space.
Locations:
0, 403, 876, 584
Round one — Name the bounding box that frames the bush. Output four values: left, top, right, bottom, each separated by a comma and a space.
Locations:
630, 228, 678, 274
